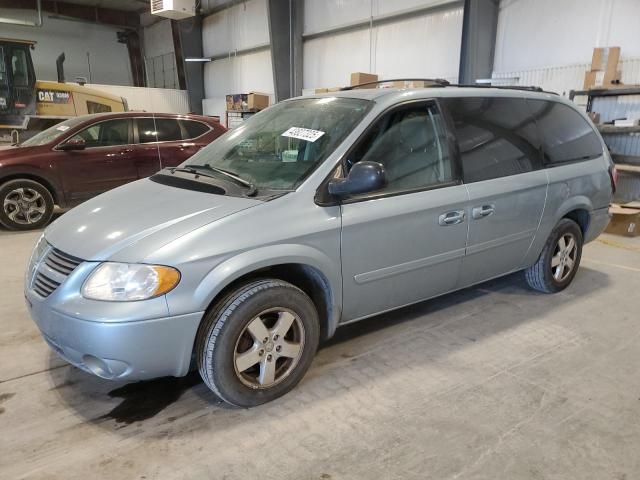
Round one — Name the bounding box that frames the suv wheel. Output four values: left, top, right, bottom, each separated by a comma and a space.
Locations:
0, 179, 54, 231
525, 218, 583, 293
196, 279, 320, 407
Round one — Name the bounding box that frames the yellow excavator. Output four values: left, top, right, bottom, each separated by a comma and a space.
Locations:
0, 38, 128, 143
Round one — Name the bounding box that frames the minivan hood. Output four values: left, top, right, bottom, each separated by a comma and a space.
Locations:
45, 178, 262, 261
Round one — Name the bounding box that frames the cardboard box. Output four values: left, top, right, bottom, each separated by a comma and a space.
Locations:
225, 92, 270, 111
246, 92, 269, 110
314, 88, 328, 94
350, 72, 378, 88
606, 204, 640, 237
584, 47, 621, 89
591, 46, 620, 71
587, 112, 601, 124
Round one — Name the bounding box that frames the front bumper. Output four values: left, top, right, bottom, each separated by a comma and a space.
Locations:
26, 292, 203, 380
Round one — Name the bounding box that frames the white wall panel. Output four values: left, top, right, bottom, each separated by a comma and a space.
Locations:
303, 0, 459, 34
494, 0, 640, 73
303, 30, 371, 88
492, 58, 640, 98
143, 19, 174, 58
304, 0, 372, 34
203, 49, 274, 124
372, 8, 462, 82
86, 84, 190, 114
202, 0, 269, 57
0, 8, 131, 85
303, 6, 463, 89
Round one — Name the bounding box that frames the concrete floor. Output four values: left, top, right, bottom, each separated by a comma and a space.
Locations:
1, 229, 639, 480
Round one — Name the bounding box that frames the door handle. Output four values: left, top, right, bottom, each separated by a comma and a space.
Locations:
471, 204, 495, 220
179, 143, 196, 148
438, 210, 466, 226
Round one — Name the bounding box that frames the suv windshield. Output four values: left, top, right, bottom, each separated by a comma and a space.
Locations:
183, 97, 371, 190
21, 116, 90, 147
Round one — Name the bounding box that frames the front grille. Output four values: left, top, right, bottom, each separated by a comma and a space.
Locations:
43, 248, 83, 276
33, 272, 61, 298
30, 246, 84, 298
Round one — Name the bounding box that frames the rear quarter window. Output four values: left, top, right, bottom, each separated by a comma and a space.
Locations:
527, 99, 602, 164
180, 120, 209, 139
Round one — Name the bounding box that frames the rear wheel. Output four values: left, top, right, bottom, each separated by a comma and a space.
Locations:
0, 179, 54, 231
196, 279, 320, 407
525, 218, 583, 293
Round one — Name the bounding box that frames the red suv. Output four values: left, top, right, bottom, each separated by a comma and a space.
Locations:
0, 112, 226, 230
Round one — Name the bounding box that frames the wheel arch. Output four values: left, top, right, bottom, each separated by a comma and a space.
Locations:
194, 245, 342, 341
0, 172, 60, 204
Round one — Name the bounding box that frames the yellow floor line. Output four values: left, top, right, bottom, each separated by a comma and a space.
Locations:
596, 237, 640, 252
582, 257, 640, 273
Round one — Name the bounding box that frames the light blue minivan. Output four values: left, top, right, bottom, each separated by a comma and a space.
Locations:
25, 85, 614, 407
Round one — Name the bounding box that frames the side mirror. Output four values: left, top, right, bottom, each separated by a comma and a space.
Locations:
59, 138, 86, 151
328, 161, 387, 198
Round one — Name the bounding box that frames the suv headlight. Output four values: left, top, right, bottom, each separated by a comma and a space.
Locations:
82, 263, 180, 301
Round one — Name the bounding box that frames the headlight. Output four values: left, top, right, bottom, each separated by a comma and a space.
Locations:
82, 263, 180, 301
26, 234, 47, 284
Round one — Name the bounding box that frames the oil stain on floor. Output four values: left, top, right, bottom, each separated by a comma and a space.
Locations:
100, 372, 203, 425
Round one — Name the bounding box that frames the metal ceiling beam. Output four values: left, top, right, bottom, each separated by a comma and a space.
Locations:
458, 0, 499, 84
267, 0, 303, 101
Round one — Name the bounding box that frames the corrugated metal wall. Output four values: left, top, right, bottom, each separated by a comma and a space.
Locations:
492, 58, 640, 97
201, 0, 273, 125
86, 84, 190, 114
303, 0, 463, 89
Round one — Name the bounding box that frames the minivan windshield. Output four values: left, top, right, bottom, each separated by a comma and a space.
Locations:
21, 116, 89, 147
183, 97, 372, 191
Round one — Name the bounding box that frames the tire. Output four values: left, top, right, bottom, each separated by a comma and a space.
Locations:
525, 218, 583, 293
196, 279, 320, 407
0, 179, 54, 231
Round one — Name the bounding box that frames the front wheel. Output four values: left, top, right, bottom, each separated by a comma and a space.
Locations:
0, 179, 54, 231
196, 279, 320, 407
525, 218, 583, 293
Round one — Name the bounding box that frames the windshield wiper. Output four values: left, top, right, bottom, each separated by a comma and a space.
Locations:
169, 166, 219, 179
187, 164, 257, 196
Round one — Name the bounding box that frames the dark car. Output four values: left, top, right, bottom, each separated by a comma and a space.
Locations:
0, 112, 226, 230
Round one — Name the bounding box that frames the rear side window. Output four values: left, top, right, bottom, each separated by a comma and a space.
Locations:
443, 97, 543, 183
136, 117, 183, 143
154, 118, 182, 142
527, 99, 602, 163
181, 120, 209, 139
136, 118, 157, 143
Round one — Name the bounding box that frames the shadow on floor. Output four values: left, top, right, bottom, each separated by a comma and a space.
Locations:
46, 266, 610, 434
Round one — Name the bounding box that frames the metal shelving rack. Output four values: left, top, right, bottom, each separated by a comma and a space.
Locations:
570, 86, 640, 202
225, 110, 258, 130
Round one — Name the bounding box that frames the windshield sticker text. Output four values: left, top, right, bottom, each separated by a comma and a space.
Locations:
281, 127, 325, 143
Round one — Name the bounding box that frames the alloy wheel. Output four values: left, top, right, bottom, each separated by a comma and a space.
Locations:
3, 188, 47, 225
233, 308, 305, 389
551, 233, 578, 282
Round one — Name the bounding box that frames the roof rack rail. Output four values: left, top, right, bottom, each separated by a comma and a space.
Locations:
340, 78, 451, 90
341, 78, 556, 95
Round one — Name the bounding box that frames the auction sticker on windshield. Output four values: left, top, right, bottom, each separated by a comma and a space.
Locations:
281, 127, 325, 143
